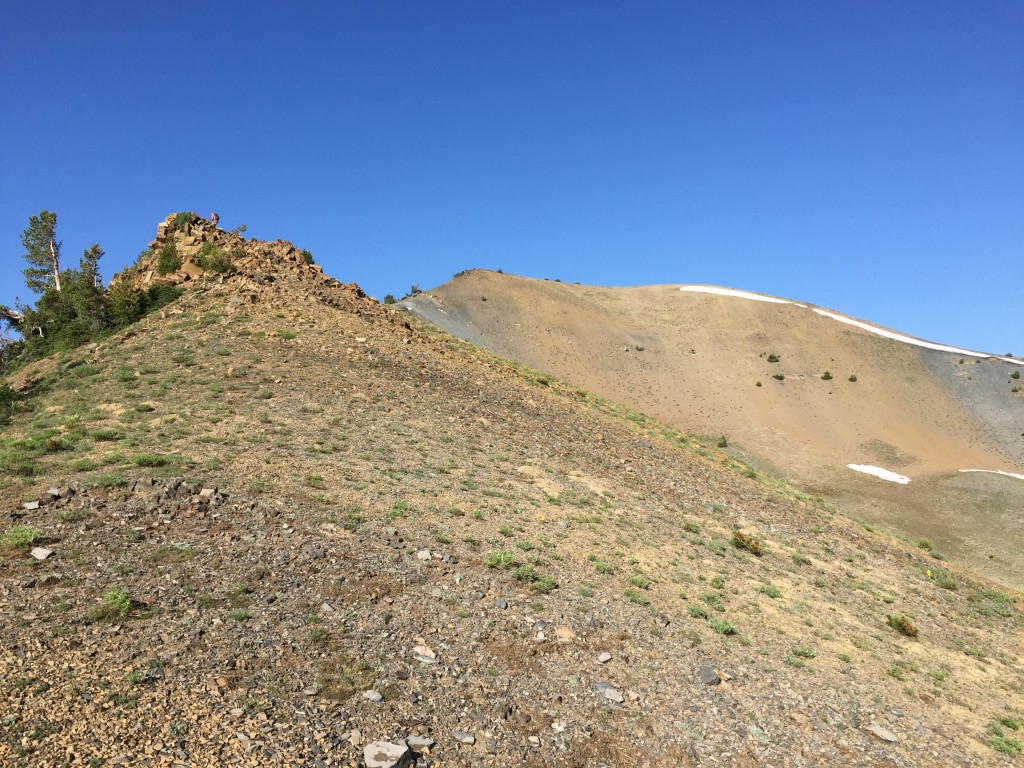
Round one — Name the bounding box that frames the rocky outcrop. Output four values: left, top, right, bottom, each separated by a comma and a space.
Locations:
112, 213, 327, 291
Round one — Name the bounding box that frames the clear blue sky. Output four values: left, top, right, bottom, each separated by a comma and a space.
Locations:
2, 2, 1021, 353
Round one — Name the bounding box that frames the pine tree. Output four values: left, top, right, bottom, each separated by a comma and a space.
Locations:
20, 211, 62, 293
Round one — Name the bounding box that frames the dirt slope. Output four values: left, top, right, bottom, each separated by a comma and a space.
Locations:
402, 271, 1024, 587
1, 226, 1022, 766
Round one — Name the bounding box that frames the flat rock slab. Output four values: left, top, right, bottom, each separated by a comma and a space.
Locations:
866, 724, 899, 743
364, 740, 412, 768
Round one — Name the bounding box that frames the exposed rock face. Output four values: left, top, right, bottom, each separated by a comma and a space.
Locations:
109, 212, 386, 320
113, 213, 325, 291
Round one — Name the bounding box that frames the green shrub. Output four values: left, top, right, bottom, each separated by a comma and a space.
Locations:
688, 603, 710, 619
172, 212, 195, 231
155, 242, 182, 275
2, 525, 42, 549
821, 371, 833, 380
792, 645, 816, 658
709, 618, 737, 635
624, 588, 650, 605
767, 354, 780, 363
484, 550, 516, 569
90, 588, 132, 621
717, 435, 728, 448
772, 374, 785, 381
1011, 370, 1020, 380
848, 374, 858, 382
195, 243, 234, 274
987, 722, 1023, 757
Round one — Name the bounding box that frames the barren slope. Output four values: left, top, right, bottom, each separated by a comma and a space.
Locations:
1, 229, 1022, 767
402, 271, 1024, 587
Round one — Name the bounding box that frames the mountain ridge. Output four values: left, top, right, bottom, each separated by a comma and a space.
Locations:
0, 220, 1022, 766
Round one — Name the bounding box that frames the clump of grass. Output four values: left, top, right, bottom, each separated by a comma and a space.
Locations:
688, 604, 710, 619
821, 371, 833, 380
758, 584, 782, 599
628, 574, 650, 589
772, 374, 785, 381
484, 550, 517, 569
709, 618, 737, 635
887, 615, 919, 638
792, 645, 816, 658
90, 588, 132, 621
511, 564, 557, 593
134, 454, 170, 467
89, 428, 123, 441
2, 525, 42, 549
987, 721, 1023, 757
625, 588, 650, 606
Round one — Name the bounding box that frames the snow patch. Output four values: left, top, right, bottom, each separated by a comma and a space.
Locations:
958, 469, 1024, 482
812, 309, 1022, 363
678, 285, 807, 307
847, 464, 912, 484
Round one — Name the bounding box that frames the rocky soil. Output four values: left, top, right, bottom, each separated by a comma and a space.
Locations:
1, 218, 1022, 766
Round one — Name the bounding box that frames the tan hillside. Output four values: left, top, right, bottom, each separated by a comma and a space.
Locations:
1, 220, 1022, 766
403, 271, 1024, 588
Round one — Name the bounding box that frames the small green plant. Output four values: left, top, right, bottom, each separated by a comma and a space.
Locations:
717, 435, 729, 448
917, 539, 931, 551
848, 374, 858, 382
821, 371, 833, 380
767, 354, 780, 363
792, 645, 816, 658
628, 574, 650, 589
886, 615, 919, 638
2, 525, 42, 549
90, 588, 132, 621
485, 550, 517, 569
684, 521, 700, 533
772, 374, 785, 381
1011, 370, 1020, 380
625, 588, 650, 606
231, 609, 252, 621
792, 552, 811, 566
709, 618, 737, 635
688, 603, 710, 619
758, 585, 782, 598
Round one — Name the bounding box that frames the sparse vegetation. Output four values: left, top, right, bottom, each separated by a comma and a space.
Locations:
1, 525, 42, 549
89, 588, 132, 621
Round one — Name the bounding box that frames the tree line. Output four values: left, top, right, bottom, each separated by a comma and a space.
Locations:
1, 211, 180, 371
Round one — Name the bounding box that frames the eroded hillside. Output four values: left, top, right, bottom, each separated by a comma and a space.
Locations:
1, 224, 1022, 766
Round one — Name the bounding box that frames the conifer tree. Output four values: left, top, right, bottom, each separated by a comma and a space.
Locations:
20, 210, 62, 293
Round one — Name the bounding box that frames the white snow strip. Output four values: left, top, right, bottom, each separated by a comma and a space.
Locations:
812, 309, 1024, 365
678, 285, 807, 307
847, 464, 912, 484
958, 469, 1024, 482
675, 285, 1021, 364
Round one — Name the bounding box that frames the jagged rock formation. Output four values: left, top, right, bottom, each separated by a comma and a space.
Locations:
113, 213, 387, 321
